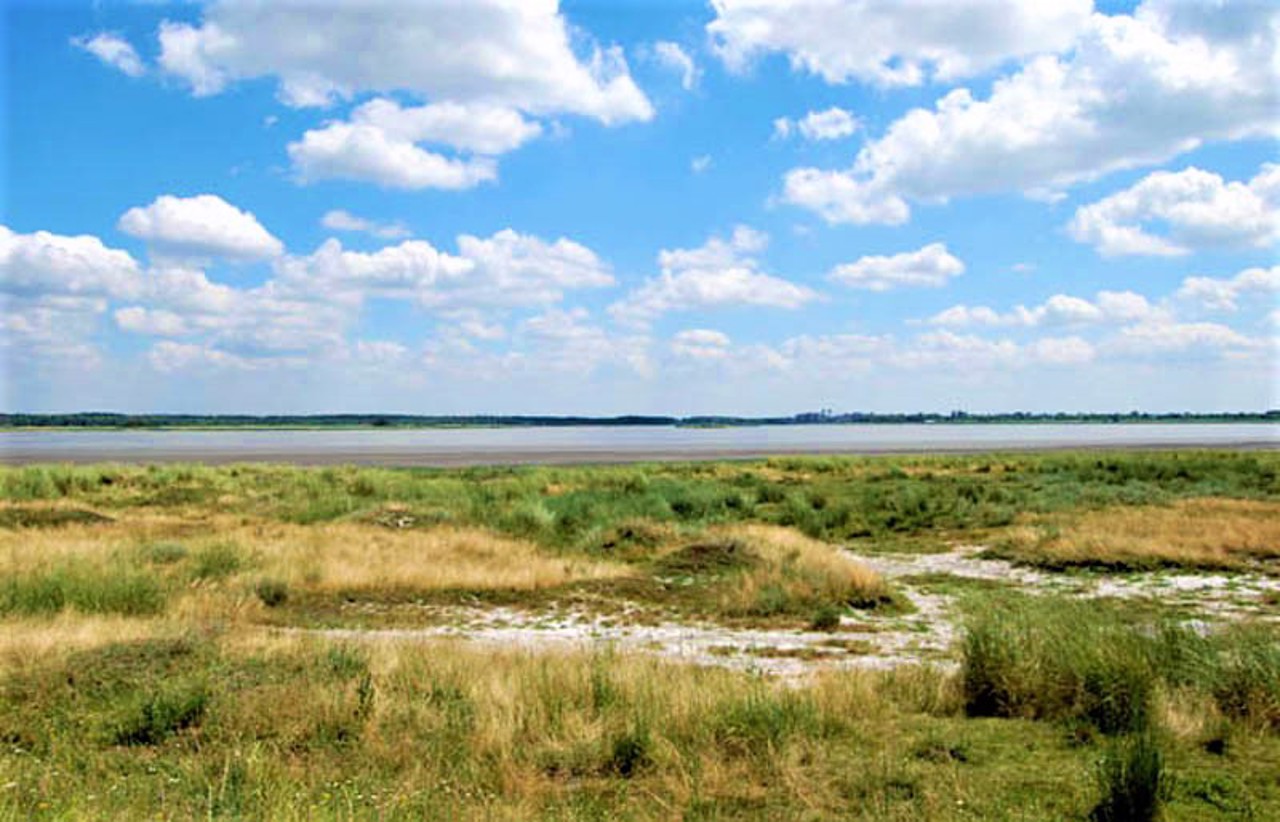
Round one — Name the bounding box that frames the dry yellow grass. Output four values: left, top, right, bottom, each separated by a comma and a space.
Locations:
1001, 497, 1280, 570
0, 509, 631, 593
711, 524, 889, 611
0, 613, 171, 665
257, 521, 632, 592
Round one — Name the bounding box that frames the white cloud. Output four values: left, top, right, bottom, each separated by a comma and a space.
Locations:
781, 1, 1280, 224
1109, 320, 1255, 355
281, 228, 614, 310
288, 122, 498, 190
351, 339, 409, 365
671, 328, 731, 360
829, 243, 963, 291
72, 32, 145, 77
774, 107, 860, 141
782, 167, 909, 225
653, 41, 699, 90
709, 0, 1092, 86
1070, 164, 1280, 256
925, 290, 1160, 328
691, 155, 713, 174
610, 226, 817, 326
508, 308, 652, 376
0, 295, 108, 366
155, 0, 652, 124
1026, 336, 1096, 365
451, 229, 616, 309
286, 96, 538, 190
147, 341, 255, 372
114, 306, 189, 337
1175, 266, 1280, 313
118, 194, 284, 262
320, 210, 410, 240
0, 225, 142, 300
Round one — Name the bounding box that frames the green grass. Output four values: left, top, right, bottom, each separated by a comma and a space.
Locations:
1, 634, 1278, 820
3, 451, 1274, 552
960, 594, 1280, 732
1, 452, 1278, 819
0, 564, 168, 616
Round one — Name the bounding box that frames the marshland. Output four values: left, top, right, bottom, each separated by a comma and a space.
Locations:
1, 450, 1277, 820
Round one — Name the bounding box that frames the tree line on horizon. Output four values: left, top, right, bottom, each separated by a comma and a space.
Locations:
2, 410, 1276, 429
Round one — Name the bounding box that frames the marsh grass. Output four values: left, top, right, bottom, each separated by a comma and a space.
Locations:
993, 497, 1280, 572
1, 453, 1278, 818
2, 629, 1276, 820
961, 595, 1280, 732
3, 451, 1272, 552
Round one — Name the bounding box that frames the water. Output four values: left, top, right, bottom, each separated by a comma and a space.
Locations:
1, 423, 1274, 465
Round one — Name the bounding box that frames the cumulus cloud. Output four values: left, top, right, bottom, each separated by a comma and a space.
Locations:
118, 194, 284, 262
288, 98, 544, 189
781, 1, 1280, 224
147, 341, 256, 373
1174, 266, 1280, 313
1108, 320, 1255, 355
709, 0, 1092, 86
320, 210, 410, 240
829, 243, 963, 291
773, 107, 859, 141
72, 32, 145, 77
280, 228, 614, 310
609, 226, 817, 326
652, 41, 699, 90
288, 124, 498, 190
671, 328, 731, 360
1070, 164, 1280, 256
0, 225, 147, 364
924, 290, 1160, 328
0, 225, 142, 299
155, 0, 652, 124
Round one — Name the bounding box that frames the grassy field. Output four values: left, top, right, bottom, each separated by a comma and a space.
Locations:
0, 451, 1277, 819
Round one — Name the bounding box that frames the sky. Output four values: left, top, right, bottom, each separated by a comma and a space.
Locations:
2, 0, 1277, 415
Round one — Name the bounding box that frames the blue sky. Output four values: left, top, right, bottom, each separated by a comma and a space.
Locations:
3, 0, 1277, 414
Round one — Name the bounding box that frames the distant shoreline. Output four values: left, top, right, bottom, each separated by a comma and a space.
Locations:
2, 412, 1277, 433
2, 430, 1275, 467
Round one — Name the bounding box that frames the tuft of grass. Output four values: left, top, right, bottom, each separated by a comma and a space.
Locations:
1090, 732, 1167, 822
961, 596, 1157, 734
715, 525, 894, 617
190, 542, 246, 581
254, 577, 289, 607
108, 682, 209, 746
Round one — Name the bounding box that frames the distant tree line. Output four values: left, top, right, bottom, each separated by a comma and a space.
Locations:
1, 410, 1276, 429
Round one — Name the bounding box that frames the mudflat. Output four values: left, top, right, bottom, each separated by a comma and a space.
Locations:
2, 422, 1275, 465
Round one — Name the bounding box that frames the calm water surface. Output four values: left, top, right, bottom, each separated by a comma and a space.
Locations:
1, 424, 1275, 466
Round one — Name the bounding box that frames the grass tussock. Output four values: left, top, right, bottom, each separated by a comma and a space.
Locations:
711, 524, 893, 616
994, 497, 1280, 572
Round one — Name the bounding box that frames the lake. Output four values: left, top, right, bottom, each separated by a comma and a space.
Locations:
1, 423, 1275, 466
